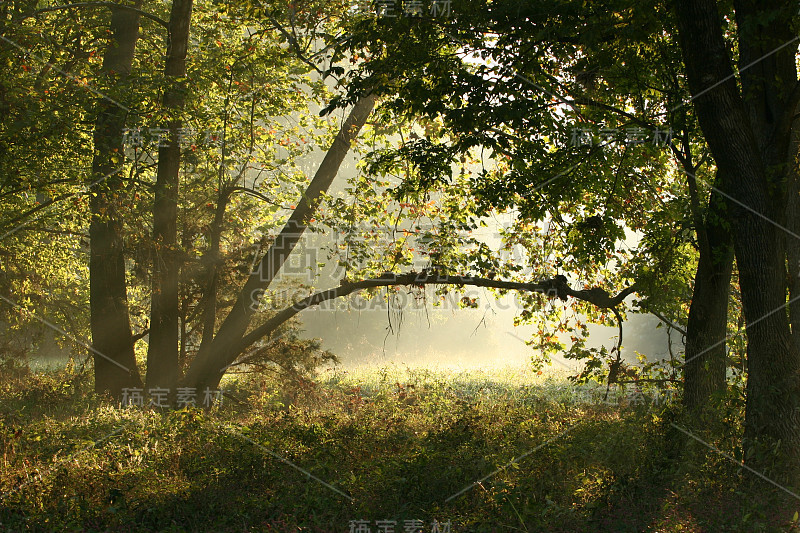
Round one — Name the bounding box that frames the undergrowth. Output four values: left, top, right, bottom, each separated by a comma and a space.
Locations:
0, 363, 798, 532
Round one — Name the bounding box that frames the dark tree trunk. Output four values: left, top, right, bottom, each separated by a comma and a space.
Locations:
146, 0, 194, 390
675, 0, 800, 476
731, 0, 800, 473
89, 2, 144, 398
181, 94, 377, 391
784, 99, 800, 355
786, 125, 800, 350
683, 186, 733, 412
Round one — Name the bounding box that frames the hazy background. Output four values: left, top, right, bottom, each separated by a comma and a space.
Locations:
285, 136, 683, 372
27, 106, 684, 374
300, 292, 680, 371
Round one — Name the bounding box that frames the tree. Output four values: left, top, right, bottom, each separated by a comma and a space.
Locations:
0, 1, 102, 359
15, 3, 796, 486
146, 0, 194, 391
181, 92, 377, 391
1, 0, 362, 396
329, 0, 800, 476
682, 182, 733, 411
88, 1, 147, 397
329, 0, 728, 394
674, 0, 800, 475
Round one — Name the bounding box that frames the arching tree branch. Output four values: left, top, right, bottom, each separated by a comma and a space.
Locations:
232, 274, 638, 368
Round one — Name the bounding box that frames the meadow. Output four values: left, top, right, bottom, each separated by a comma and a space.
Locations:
1, 360, 797, 532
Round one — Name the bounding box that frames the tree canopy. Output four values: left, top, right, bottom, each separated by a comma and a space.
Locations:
3, 0, 800, 492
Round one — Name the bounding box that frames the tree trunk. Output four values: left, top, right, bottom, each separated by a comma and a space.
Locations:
784, 102, 800, 350
683, 185, 733, 412
89, 2, 144, 398
146, 0, 193, 390
198, 194, 226, 353
675, 0, 800, 476
181, 93, 377, 391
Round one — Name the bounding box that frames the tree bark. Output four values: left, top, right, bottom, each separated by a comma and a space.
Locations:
146, 0, 193, 390
179, 92, 375, 390
675, 0, 800, 475
683, 185, 733, 412
89, 2, 144, 398
786, 111, 800, 350
198, 193, 226, 353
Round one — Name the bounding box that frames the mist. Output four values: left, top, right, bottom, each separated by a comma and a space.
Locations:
282, 141, 684, 372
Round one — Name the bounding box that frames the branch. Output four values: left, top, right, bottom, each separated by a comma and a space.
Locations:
637, 302, 687, 336
226, 186, 279, 205
30, 2, 169, 28
263, 12, 326, 75
0, 188, 91, 232
605, 306, 625, 397
131, 328, 150, 344
235, 273, 638, 358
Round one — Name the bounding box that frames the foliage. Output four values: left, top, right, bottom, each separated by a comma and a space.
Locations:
1, 365, 798, 532
317, 0, 723, 382
0, 0, 350, 374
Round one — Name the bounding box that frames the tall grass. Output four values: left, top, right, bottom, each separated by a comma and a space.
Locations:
0, 361, 796, 532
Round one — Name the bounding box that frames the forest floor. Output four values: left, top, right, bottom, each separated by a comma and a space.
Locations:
0, 361, 797, 532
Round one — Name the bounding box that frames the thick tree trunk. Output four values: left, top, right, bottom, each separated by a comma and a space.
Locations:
784, 102, 800, 350
683, 186, 733, 411
181, 94, 377, 391
89, 2, 144, 398
146, 0, 193, 390
675, 0, 800, 476
731, 0, 800, 474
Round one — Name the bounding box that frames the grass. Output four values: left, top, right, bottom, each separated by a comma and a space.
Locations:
1, 361, 799, 532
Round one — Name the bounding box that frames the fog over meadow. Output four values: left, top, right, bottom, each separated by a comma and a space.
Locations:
285, 140, 683, 372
